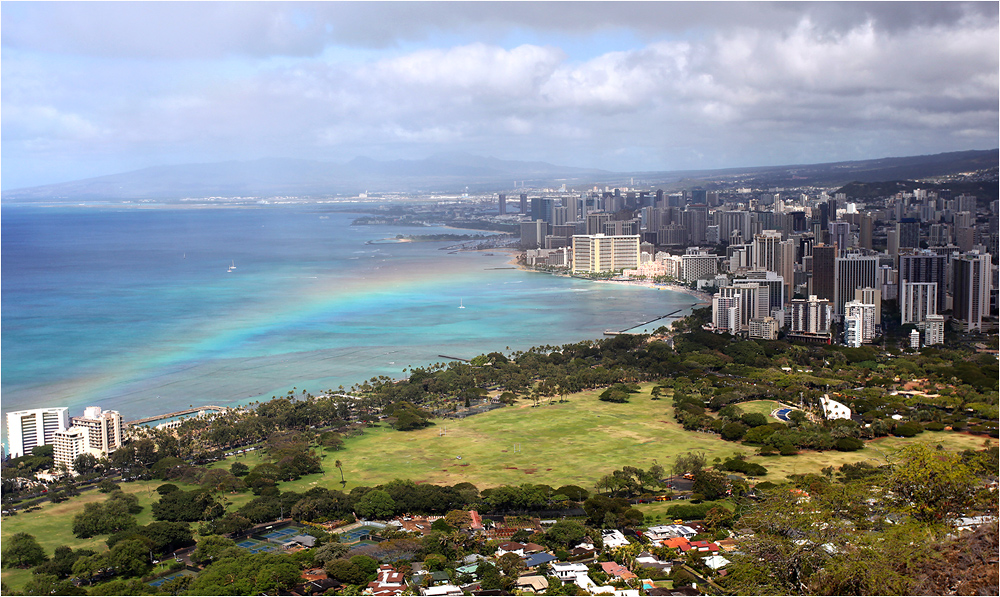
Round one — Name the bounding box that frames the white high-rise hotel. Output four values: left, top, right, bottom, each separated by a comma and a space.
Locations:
6, 407, 69, 458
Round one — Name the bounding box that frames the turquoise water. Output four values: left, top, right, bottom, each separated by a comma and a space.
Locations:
1, 205, 697, 433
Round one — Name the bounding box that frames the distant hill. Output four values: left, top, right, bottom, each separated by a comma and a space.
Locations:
2, 149, 996, 202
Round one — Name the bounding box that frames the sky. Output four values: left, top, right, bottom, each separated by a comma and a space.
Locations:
2, 1, 998, 190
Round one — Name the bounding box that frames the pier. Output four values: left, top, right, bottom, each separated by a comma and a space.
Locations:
438, 354, 471, 362
125, 405, 228, 427
605, 303, 701, 336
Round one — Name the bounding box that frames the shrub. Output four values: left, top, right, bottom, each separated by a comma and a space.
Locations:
924, 421, 946, 431
894, 422, 923, 437
834, 437, 864, 452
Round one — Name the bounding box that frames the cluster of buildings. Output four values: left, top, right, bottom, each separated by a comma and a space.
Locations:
5, 406, 123, 473
508, 186, 996, 347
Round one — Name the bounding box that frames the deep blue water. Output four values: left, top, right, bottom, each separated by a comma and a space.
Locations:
1, 204, 697, 435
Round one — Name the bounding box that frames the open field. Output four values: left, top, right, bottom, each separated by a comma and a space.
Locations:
289, 385, 759, 493
733, 399, 783, 421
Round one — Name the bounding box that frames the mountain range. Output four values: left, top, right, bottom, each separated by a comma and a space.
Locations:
2, 149, 996, 202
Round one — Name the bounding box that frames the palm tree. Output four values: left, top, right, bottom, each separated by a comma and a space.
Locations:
335, 460, 346, 486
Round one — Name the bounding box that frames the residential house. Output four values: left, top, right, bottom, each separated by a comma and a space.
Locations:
600, 561, 637, 580
515, 575, 550, 593
367, 564, 407, 597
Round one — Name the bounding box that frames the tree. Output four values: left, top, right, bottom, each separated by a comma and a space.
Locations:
191, 536, 237, 566
887, 443, 988, 522
19, 574, 87, 596
692, 470, 729, 501
355, 489, 395, 519
544, 519, 588, 549
187, 553, 301, 595
673, 451, 707, 476
335, 459, 346, 485
2, 532, 47, 568
72, 453, 99, 475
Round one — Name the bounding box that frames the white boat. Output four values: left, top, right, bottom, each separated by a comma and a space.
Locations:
459, 298, 465, 309
228, 260, 236, 272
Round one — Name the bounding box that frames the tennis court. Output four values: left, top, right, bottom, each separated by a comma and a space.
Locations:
339, 524, 383, 543
260, 527, 301, 541
236, 538, 280, 554
148, 570, 195, 588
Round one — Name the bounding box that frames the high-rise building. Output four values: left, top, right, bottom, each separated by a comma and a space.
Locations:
712, 293, 742, 333
681, 249, 719, 282
720, 283, 769, 330
70, 406, 123, 455
899, 282, 938, 325
923, 314, 945, 345
519, 220, 546, 249
572, 234, 641, 273
752, 230, 782, 272
829, 221, 851, 254
859, 214, 874, 250
748, 317, 779, 340
898, 250, 948, 315
6, 407, 69, 458
854, 287, 882, 327
53, 427, 89, 472
952, 251, 992, 332
498, 193, 507, 215
897, 218, 920, 249
834, 253, 878, 317
811, 244, 836, 301
519, 193, 528, 214
844, 300, 877, 344
740, 271, 785, 314
789, 295, 832, 339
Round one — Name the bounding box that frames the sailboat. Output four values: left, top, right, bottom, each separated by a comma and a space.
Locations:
458, 298, 465, 309
227, 260, 236, 273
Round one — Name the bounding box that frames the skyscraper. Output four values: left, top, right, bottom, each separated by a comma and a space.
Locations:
898, 250, 947, 314
834, 253, 878, 316
572, 234, 640, 273
952, 251, 992, 332
811, 244, 836, 301
498, 193, 507, 215
897, 218, 920, 249
70, 406, 123, 455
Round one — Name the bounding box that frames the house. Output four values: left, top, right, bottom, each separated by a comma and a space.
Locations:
515, 575, 550, 593
660, 537, 691, 551
689, 540, 720, 553
602, 529, 631, 549
634, 551, 673, 574
702, 554, 730, 570
469, 510, 485, 532
284, 534, 316, 548
367, 564, 407, 597
600, 561, 637, 580
645, 524, 697, 541
495, 541, 526, 557
551, 562, 589, 582
523, 552, 558, 569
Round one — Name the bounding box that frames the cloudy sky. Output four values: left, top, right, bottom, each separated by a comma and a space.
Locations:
2, 1, 997, 190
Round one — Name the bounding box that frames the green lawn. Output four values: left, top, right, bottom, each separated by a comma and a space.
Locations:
289, 385, 758, 493
734, 400, 783, 421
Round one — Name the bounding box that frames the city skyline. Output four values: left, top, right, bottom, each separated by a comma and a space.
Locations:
2, 1, 997, 190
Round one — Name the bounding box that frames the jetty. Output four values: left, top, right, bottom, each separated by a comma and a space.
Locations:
438, 354, 471, 362
125, 405, 228, 427
605, 303, 700, 336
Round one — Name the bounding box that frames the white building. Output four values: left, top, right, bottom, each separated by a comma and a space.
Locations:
899, 281, 938, 325
53, 426, 90, 472
923, 314, 945, 345
910, 328, 921, 349
712, 293, 743, 334
789, 295, 832, 337
681, 248, 719, 282
70, 406, 123, 456
572, 234, 640, 273
6, 407, 69, 458
819, 395, 852, 420
844, 300, 877, 344
749, 317, 779, 340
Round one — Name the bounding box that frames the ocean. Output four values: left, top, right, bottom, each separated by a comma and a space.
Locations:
1, 204, 698, 435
